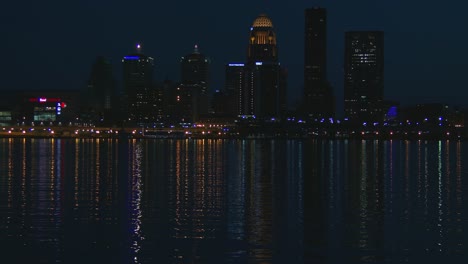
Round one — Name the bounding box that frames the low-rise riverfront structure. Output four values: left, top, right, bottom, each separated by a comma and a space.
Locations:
1, 122, 466, 140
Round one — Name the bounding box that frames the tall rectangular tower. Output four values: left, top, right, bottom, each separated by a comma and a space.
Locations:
178, 45, 211, 122
122, 51, 154, 126
85, 56, 116, 125
243, 14, 286, 119
225, 63, 245, 116
344, 31, 384, 122
304, 7, 334, 119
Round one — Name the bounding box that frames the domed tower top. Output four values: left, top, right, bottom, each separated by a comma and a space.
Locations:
252, 14, 274, 28
247, 14, 278, 63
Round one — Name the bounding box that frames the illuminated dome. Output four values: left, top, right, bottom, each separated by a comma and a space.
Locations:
252, 14, 273, 28
247, 14, 278, 62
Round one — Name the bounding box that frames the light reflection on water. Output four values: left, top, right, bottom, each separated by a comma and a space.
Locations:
1, 139, 468, 263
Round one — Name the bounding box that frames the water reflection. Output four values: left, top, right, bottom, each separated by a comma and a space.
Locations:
303, 140, 468, 263
130, 140, 143, 262
165, 139, 225, 262
1, 139, 468, 263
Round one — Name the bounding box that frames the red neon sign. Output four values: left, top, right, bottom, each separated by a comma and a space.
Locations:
28, 97, 61, 103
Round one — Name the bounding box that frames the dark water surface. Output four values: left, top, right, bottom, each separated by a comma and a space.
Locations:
0, 139, 467, 263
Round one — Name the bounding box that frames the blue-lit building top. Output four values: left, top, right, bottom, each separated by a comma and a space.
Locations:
122, 45, 156, 126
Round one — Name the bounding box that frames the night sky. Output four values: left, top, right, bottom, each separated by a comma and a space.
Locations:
1, 0, 467, 115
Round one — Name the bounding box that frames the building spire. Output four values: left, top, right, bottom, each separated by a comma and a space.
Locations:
136, 43, 142, 54
194, 44, 199, 54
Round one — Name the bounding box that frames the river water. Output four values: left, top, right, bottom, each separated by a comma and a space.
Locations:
0, 139, 467, 263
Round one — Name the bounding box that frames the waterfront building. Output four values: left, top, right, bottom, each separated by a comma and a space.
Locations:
17, 91, 80, 126
224, 63, 244, 117
0, 109, 12, 126
84, 56, 116, 125
241, 14, 286, 119
0, 95, 15, 126
400, 103, 450, 127
304, 7, 334, 119
344, 31, 384, 123
181, 45, 210, 95
178, 45, 211, 122
122, 44, 156, 126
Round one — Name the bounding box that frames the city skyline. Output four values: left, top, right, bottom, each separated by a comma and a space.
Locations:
1, 1, 467, 113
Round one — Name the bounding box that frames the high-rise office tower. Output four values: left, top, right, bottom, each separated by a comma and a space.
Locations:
85, 56, 115, 124
344, 31, 384, 122
177, 45, 211, 122
304, 7, 334, 119
122, 44, 155, 126
224, 63, 245, 117
241, 14, 286, 119
225, 63, 245, 96
180, 45, 210, 94
88, 56, 114, 110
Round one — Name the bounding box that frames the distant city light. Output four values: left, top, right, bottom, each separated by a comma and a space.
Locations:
124, 56, 140, 60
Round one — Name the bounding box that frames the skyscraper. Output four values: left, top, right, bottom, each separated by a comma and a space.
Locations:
225, 63, 245, 117
177, 45, 211, 122
122, 44, 155, 126
85, 56, 115, 124
304, 7, 334, 119
241, 14, 286, 119
180, 45, 210, 94
344, 31, 384, 122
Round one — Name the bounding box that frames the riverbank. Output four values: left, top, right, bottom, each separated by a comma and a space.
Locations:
2, 125, 467, 140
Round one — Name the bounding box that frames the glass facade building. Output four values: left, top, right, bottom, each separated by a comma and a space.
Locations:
344, 31, 384, 122
122, 47, 155, 126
